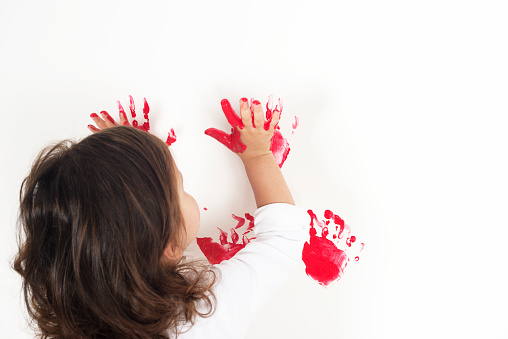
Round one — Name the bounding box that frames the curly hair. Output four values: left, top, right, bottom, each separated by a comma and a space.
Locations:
13, 126, 215, 338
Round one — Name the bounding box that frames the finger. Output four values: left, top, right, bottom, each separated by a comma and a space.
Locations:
268, 109, 281, 133
252, 100, 265, 129
90, 113, 108, 130
141, 97, 150, 132
221, 99, 244, 129
100, 110, 118, 127
128, 95, 136, 118
87, 125, 100, 133
239, 97, 252, 128
118, 101, 129, 125
204, 127, 233, 151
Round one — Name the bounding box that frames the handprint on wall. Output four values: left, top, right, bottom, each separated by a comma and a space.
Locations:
196, 213, 255, 265
302, 209, 364, 287
88, 95, 177, 146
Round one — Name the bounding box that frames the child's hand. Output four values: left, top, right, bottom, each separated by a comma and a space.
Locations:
88, 96, 150, 133
88, 110, 123, 132
205, 98, 281, 162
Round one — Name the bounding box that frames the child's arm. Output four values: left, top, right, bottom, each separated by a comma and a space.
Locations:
206, 98, 295, 208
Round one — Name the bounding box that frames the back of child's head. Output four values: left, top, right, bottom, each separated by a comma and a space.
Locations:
13, 126, 215, 339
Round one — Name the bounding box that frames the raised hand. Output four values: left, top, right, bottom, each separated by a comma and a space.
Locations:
87, 96, 177, 146
205, 96, 282, 162
88, 95, 150, 133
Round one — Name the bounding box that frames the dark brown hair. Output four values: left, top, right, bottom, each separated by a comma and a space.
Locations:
13, 126, 215, 338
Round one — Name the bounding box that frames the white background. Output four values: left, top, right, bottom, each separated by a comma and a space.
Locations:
1, 0, 507, 338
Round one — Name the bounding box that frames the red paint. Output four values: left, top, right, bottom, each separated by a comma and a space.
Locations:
101, 111, 116, 124
244, 213, 255, 232
117, 101, 128, 121
302, 209, 363, 287
270, 130, 290, 168
196, 237, 246, 265
292, 116, 299, 133
206, 96, 290, 164
203, 207, 208, 211
128, 95, 136, 118
204, 127, 247, 153
221, 99, 244, 129
232, 214, 246, 228
88, 124, 100, 132
141, 98, 150, 132
196, 213, 256, 265
89, 96, 178, 147
165, 128, 177, 146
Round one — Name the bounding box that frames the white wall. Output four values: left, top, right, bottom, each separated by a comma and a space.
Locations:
1, 1, 507, 338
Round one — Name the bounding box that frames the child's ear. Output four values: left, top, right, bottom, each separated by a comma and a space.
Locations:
163, 243, 182, 260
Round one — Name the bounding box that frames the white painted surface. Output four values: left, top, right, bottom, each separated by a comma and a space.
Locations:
1, 1, 507, 338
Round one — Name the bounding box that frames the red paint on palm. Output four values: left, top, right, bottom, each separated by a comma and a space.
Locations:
206, 96, 290, 166
204, 127, 246, 153
302, 209, 363, 287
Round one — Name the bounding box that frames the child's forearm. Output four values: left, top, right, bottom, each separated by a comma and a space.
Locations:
242, 153, 295, 208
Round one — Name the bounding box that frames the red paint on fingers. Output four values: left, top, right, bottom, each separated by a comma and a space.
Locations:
101, 111, 116, 124
88, 125, 100, 132
141, 97, 150, 132
128, 95, 136, 118
118, 101, 128, 121
221, 99, 244, 129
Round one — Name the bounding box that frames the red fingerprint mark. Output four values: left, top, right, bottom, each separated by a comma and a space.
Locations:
302, 209, 363, 287
196, 213, 255, 265
165, 128, 177, 146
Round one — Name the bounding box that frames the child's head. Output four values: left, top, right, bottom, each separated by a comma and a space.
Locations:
13, 126, 214, 338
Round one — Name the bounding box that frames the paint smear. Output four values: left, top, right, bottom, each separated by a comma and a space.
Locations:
302, 209, 363, 287
197, 213, 255, 265
205, 95, 290, 167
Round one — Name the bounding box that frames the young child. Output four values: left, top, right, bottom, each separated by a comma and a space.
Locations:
14, 97, 309, 338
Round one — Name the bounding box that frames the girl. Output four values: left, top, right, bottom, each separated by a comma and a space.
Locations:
14, 97, 309, 338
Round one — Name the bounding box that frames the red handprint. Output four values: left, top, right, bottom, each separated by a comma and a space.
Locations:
205, 95, 291, 168
88, 95, 177, 146
302, 209, 365, 287
196, 213, 256, 265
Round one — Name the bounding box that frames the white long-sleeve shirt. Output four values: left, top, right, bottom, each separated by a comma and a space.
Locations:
178, 203, 308, 338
